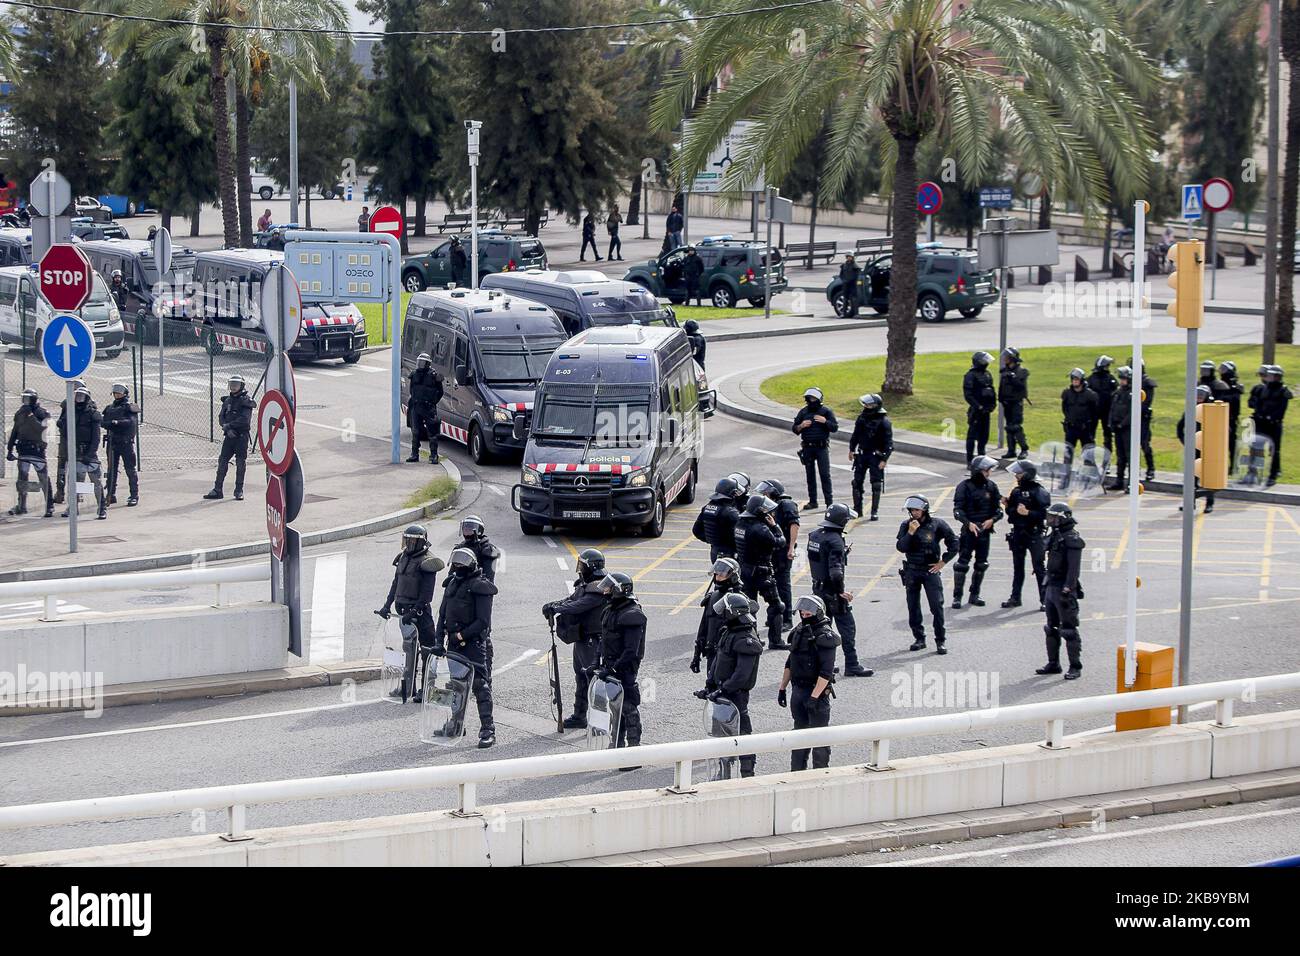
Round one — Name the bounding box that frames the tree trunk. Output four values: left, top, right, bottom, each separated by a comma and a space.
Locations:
1037, 190, 1051, 228
806, 164, 821, 270
399, 196, 409, 255
1278, 37, 1300, 344
415, 196, 427, 237
234, 84, 253, 247
1103, 204, 1113, 269
965, 221, 974, 249
883, 135, 921, 396
161, 210, 172, 235
304, 189, 312, 228
190, 206, 201, 237
628, 175, 641, 227
208, 40, 238, 249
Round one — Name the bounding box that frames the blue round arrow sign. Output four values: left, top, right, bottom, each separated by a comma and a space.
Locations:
41, 313, 96, 380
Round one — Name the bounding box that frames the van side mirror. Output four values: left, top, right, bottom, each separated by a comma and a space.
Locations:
454, 364, 473, 387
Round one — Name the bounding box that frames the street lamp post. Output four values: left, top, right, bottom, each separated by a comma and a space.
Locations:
467, 120, 482, 289
289, 75, 300, 227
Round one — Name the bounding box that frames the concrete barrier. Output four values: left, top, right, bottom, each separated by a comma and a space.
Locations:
7, 712, 1297, 867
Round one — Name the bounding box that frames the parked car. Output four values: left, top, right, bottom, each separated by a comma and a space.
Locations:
74, 196, 113, 223
400, 230, 547, 292
254, 223, 325, 250
71, 218, 130, 242
0, 228, 32, 265
98, 195, 144, 218
0, 266, 125, 358
622, 235, 787, 309
825, 244, 999, 321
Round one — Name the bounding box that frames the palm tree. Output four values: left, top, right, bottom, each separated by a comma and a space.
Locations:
656, 0, 1157, 394
1277, 0, 1299, 344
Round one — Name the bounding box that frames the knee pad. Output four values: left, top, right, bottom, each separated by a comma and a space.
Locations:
1061, 628, 1080, 642
954, 560, 970, 576
975, 561, 990, 573
1043, 624, 1059, 639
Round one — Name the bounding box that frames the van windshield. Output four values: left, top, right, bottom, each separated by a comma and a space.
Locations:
533, 397, 654, 446
142, 251, 197, 286
587, 310, 669, 327
476, 335, 564, 383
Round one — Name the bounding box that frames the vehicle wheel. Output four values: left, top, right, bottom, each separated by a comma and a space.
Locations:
320, 187, 336, 200
918, 293, 945, 322
676, 461, 697, 505
832, 292, 852, 317
520, 515, 545, 536
32, 328, 42, 356
259, 186, 274, 201
641, 493, 666, 538
711, 285, 737, 309
126, 201, 136, 217
105, 349, 122, 360
469, 423, 492, 465
959, 306, 983, 318
667, 295, 685, 305
403, 270, 426, 293
342, 352, 361, 364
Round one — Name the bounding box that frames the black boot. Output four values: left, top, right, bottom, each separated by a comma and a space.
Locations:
951, 571, 966, 609
870, 482, 882, 520
478, 726, 496, 749
843, 663, 874, 677
203, 488, 223, 500
1064, 632, 1083, 680
908, 637, 927, 651
1036, 629, 1062, 674
968, 566, 987, 607
562, 714, 587, 729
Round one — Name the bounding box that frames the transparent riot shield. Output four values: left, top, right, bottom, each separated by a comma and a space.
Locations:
1231, 429, 1275, 490
1069, 444, 1111, 498
702, 696, 742, 781
585, 673, 624, 751
420, 651, 474, 747
376, 617, 406, 700
1036, 441, 1072, 494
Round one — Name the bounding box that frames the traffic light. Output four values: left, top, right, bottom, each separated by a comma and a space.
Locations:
1195, 401, 1229, 489
1165, 240, 1204, 329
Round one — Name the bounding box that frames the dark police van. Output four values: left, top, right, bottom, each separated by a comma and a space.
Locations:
401, 288, 568, 464
80, 238, 197, 340
511, 325, 702, 538
480, 269, 675, 337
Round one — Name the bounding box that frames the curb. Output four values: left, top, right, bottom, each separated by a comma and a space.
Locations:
717, 387, 1300, 506
702, 317, 883, 342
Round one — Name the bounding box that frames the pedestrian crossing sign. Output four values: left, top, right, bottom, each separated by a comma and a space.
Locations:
1181, 184, 1203, 221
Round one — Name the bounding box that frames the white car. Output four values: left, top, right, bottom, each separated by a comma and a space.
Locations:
0, 265, 125, 358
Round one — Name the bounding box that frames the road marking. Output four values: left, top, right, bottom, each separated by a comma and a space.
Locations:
741, 446, 944, 478
1261, 506, 1277, 602
542, 535, 558, 549
556, 556, 569, 572
308, 552, 348, 664
351, 364, 385, 373
493, 649, 540, 677
871, 805, 1300, 866
487, 484, 505, 496
631, 533, 701, 583
311, 369, 352, 378
0, 600, 90, 620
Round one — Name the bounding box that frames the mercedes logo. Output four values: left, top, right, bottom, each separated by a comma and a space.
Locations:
575, 475, 590, 490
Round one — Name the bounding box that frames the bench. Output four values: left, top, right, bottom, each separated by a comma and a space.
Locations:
854, 236, 891, 257
436, 213, 472, 233
1243, 243, 1259, 267
494, 212, 528, 230
785, 240, 839, 264
1074, 255, 1089, 283
1111, 251, 1129, 278
1213, 248, 1227, 269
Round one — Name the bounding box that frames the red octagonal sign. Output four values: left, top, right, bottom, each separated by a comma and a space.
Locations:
266, 474, 286, 562
39, 243, 93, 312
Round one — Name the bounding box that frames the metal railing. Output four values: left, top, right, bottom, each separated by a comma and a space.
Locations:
0, 564, 268, 622
0, 672, 1295, 842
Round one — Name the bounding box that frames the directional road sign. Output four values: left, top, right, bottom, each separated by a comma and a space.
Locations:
257, 389, 296, 477
41, 314, 95, 379
1181, 184, 1204, 221
917, 181, 943, 216
39, 244, 92, 312
979, 186, 1014, 208
153, 225, 172, 276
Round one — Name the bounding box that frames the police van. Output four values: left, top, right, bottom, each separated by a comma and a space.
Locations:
80, 238, 197, 340
511, 325, 702, 538
400, 288, 568, 464
0, 265, 125, 358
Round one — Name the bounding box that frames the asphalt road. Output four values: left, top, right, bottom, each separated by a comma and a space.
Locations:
2, 321, 1298, 857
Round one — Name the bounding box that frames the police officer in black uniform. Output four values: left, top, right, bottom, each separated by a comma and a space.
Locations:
457, 514, 500, 582
406, 352, 443, 464
1133, 359, 1157, 481
807, 502, 872, 676
6, 388, 54, 517
963, 351, 997, 462
204, 375, 255, 501
1037, 503, 1085, 680
1199, 360, 1231, 403
1218, 361, 1244, 471
596, 572, 647, 756
434, 547, 499, 748
693, 557, 742, 684
755, 478, 800, 628
792, 386, 838, 510
101, 383, 139, 507
848, 393, 892, 521
52, 378, 87, 505
734, 493, 788, 650
1249, 364, 1291, 486
998, 347, 1031, 459
1087, 355, 1119, 466
109, 270, 128, 313
66, 386, 107, 520
778, 595, 839, 772
693, 477, 741, 561
837, 254, 861, 317
683, 319, 706, 369
951, 455, 1002, 610
543, 547, 606, 729
896, 494, 958, 653
1001, 459, 1050, 609
1061, 368, 1100, 467
1108, 366, 1135, 490
699, 591, 764, 777
1177, 384, 1218, 513
376, 524, 445, 700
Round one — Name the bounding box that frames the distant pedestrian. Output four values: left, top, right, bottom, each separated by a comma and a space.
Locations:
358, 207, 370, 233
406, 353, 443, 464
1248, 364, 1291, 487
837, 254, 860, 317
682, 247, 704, 306
666, 205, 684, 249
257, 209, 273, 233
580, 213, 602, 261
5, 388, 54, 518
449, 236, 469, 287
606, 205, 623, 261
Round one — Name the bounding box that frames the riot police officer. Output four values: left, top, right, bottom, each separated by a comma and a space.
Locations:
434, 547, 499, 748
1061, 368, 1100, 466
109, 269, 128, 313
896, 494, 958, 653
1218, 361, 1244, 470
1178, 384, 1217, 514
377, 524, 445, 700
792, 387, 838, 510
65, 387, 107, 520
543, 547, 606, 729
406, 352, 443, 464
1001, 459, 1050, 609
1108, 367, 1135, 490
1037, 503, 1085, 680
755, 478, 800, 628
5, 388, 54, 517
1199, 360, 1231, 403
457, 515, 500, 583
998, 347, 1030, 459
734, 493, 788, 650
101, 383, 139, 507
204, 375, 255, 501
778, 595, 839, 771
596, 572, 647, 756
683, 319, 706, 369
693, 557, 742, 683
52, 378, 88, 505
951, 455, 1002, 609
701, 591, 764, 777
727, 471, 752, 508
1087, 355, 1119, 466
848, 393, 892, 521
1249, 364, 1291, 486
963, 351, 997, 461
1132, 359, 1157, 482
693, 477, 741, 561
837, 254, 861, 317
807, 502, 872, 676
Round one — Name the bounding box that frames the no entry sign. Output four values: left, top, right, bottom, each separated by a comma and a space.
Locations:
368, 205, 404, 238
39, 244, 92, 312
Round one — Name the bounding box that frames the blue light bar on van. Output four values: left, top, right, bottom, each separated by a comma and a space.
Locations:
626, 354, 649, 360
699, 235, 733, 244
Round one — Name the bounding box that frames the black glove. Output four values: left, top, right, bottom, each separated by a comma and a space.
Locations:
431, 643, 446, 657
693, 688, 709, 700
5, 451, 13, 462
707, 690, 723, 703
777, 688, 787, 708
374, 607, 391, 620
542, 603, 557, 621
689, 654, 700, 674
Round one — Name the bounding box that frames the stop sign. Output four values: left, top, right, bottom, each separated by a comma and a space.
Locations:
266, 474, 287, 562
368, 205, 404, 238
39, 244, 92, 312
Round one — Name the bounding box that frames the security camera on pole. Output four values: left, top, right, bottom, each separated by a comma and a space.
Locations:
466, 120, 483, 289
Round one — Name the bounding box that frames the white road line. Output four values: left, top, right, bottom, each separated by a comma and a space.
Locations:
152, 382, 199, 395
351, 364, 385, 374
872, 805, 1300, 866
487, 484, 505, 496
493, 649, 541, 677
542, 536, 558, 549
294, 374, 317, 383
742, 445, 944, 478
311, 369, 352, 378
556, 557, 569, 571
308, 553, 348, 664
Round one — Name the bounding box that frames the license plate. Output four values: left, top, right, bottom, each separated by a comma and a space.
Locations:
563, 510, 601, 519
95, 336, 105, 345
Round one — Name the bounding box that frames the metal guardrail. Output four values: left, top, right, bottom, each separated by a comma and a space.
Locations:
0, 564, 268, 621
0, 672, 1295, 841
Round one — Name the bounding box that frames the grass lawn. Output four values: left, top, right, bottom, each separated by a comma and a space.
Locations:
673, 304, 788, 322
358, 291, 413, 346
402, 474, 459, 510
762, 344, 1300, 484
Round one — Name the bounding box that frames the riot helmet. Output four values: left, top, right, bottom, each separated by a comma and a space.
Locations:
1116, 365, 1133, 383
416, 352, 432, 370
1069, 368, 1085, 383
711, 557, 741, 584
448, 547, 478, 576
401, 524, 429, 554
597, 572, 635, 599
683, 319, 700, 334
460, 515, 486, 540
821, 502, 855, 528
803, 387, 823, 404
1095, 354, 1114, 370
712, 590, 757, 624
970, 455, 997, 476
111, 383, 128, 398
903, 494, 930, 515
744, 494, 777, 516
972, 351, 993, 368
1001, 346, 1021, 364
577, 547, 605, 582
1007, 459, 1038, 483
754, 478, 786, 499
1199, 360, 1216, 378
1219, 361, 1237, 379
227, 374, 245, 394
794, 594, 827, 621
727, 472, 751, 498
1195, 384, 1212, 402
713, 476, 738, 499
859, 393, 883, 412
74, 387, 90, 404
1045, 502, 1073, 528
21, 388, 37, 407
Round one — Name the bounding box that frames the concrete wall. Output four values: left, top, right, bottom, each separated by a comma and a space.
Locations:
6, 713, 1298, 867
0, 603, 289, 701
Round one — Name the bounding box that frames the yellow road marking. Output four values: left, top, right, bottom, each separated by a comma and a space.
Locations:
631, 534, 698, 583
1261, 506, 1277, 601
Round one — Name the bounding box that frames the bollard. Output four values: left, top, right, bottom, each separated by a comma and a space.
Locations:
1115, 643, 1175, 730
